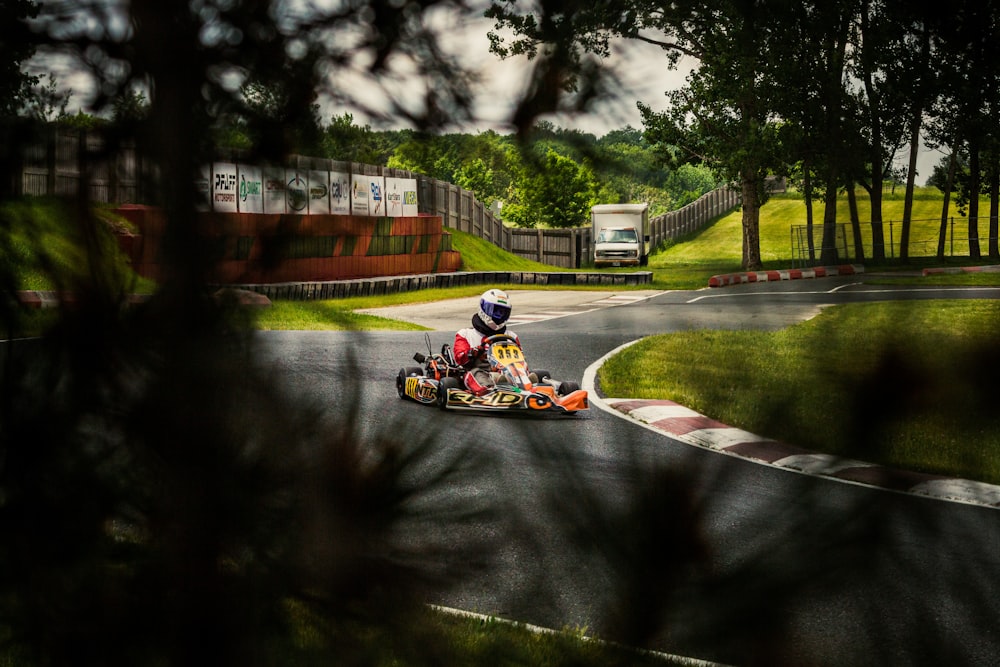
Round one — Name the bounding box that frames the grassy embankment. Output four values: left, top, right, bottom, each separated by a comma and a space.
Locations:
604, 190, 1000, 486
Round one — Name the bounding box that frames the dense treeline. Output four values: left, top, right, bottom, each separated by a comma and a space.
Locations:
323, 116, 718, 227
220, 108, 720, 228
488, 0, 1000, 268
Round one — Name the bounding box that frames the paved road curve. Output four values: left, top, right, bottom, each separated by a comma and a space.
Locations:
262, 278, 1000, 665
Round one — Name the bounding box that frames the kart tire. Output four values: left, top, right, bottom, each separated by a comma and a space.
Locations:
397, 366, 422, 399
437, 376, 460, 409
533, 369, 551, 383
558, 380, 580, 396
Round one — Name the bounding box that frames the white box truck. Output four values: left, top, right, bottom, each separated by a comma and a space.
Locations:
591, 203, 650, 268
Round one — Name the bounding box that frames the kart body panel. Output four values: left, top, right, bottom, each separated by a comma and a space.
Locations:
396, 334, 588, 415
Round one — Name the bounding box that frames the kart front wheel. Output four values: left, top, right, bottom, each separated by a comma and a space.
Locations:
558, 380, 580, 396
533, 369, 551, 383
437, 376, 460, 409
397, 366, 422, 399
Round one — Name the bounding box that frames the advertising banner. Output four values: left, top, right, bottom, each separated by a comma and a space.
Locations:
237, 164, 263, 214
367, 175, 386, 217
350, 174, 370, 216
212, 162, 239, 213
330, 171, 350, 214
263, 166, 285, 214
285, 170, 309, 213
198, 163, 403, 217
308, 170, 330, 215
196, 164, 211, 212
385, 177, 418, 216
400, 177, 418, 216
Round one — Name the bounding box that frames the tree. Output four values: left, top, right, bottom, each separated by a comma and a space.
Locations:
926, 0, 1000, 260
322, 113, 403, 165
0, 0, 39, 118
664, 163, 717, 209
488, 0, 785, 270
504, 147, 597, 228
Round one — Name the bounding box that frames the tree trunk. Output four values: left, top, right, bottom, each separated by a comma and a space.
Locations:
804, 162, 816, 262
860, 0, 885, 263
847, 183, 865, 262
900, 104, 922, 262
937, 150, 956, 260
969, 140, 982, 259
741, 176, 762, 270
821, 175, 840, 265
990, 151, 999, 258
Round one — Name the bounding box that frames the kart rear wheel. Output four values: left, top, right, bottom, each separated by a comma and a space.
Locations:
397, 366, 422, 399
558, 380, 580, 396
437, 376, 460, 409
533, 369, 551, 383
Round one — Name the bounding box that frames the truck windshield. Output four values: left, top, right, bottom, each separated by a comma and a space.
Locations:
597, 229, 638, 244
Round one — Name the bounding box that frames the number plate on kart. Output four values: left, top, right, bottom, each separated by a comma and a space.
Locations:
490, 342, 523, 362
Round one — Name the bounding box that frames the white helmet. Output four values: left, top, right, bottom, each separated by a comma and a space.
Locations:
478, 289, 512, 331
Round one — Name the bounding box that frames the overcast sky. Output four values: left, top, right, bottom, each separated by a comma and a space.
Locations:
28, 3, 941, 181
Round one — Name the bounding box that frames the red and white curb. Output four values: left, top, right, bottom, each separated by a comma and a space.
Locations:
922, 264, 1000, 276
708, 264, 864, 288
583, 342, 1000, 509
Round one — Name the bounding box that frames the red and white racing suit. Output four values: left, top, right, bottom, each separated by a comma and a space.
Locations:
454, 324, 520, 395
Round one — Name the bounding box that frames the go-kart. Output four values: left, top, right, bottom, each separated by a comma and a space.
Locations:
396, 333, 589, 415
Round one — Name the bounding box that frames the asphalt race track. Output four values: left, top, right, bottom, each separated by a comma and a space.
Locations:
259, 278, 1000, 665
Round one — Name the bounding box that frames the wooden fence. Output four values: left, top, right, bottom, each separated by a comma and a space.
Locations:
14, 129, 738, 269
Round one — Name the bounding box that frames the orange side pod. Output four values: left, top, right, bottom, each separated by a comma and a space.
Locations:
557, 390, 589, 412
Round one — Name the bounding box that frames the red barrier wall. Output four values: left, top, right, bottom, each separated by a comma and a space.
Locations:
115, 205, 462, 283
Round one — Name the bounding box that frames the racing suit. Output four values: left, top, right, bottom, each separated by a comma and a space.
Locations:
454, 314, 520, 396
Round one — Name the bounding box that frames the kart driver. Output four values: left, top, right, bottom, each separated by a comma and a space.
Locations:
454, 288, 521, 396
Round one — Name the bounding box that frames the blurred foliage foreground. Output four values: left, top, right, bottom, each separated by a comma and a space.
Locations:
7, 198, 1000, 666
0, 200, 709, 666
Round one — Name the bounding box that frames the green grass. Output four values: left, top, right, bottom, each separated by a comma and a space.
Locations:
357, 609, 683, 666
257, 300, 430, 330
648, 188, 1000, 288
449, 228, 571, 272
598, 300, 1000, 485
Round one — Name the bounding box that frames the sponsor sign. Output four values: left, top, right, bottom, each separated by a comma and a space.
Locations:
385, 177, 404, 216
212, 162, 239, 213
263, 166, 285, 214
330, 171, 350, 214
285, 170, 308, 213
197, 164, 407, 217
400, 177, 418, 216
350, 174, 370, 215
237, 165, 263, 214
195, 164, 211, 212
368, 175, 386, 216
307, 170, 330, 214
376, 176, 418, 217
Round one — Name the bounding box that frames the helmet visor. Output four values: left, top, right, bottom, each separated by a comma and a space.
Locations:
482, 300, 511, 325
